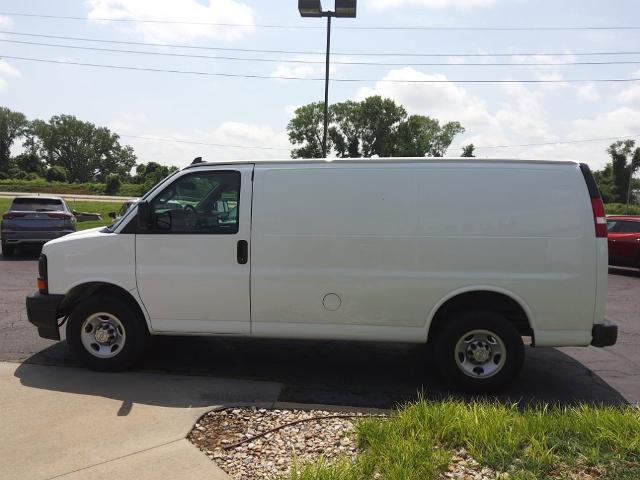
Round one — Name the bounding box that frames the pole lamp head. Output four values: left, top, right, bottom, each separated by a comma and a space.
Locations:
298, 0, 323, 17
335, 0, 357, 17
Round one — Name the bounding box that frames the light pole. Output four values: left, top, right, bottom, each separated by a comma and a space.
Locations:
299, 1, 357, 158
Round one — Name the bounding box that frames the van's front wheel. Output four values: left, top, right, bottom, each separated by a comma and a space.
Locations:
66, 294, 147, 371
435, 310, 524, 393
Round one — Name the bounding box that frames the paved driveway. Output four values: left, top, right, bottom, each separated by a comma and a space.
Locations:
1, 250, 638, 407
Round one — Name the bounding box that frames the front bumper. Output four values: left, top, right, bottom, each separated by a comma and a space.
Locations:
591, 319, 618, 347
26, 292, 65, 340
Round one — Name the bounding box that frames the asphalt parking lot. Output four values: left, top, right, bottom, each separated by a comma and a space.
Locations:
1, 248, 638, 408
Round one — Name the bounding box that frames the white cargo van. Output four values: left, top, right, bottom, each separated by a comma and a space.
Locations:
26, 158, 617, 391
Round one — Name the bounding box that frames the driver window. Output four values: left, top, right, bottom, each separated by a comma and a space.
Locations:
151, 170, 240, 234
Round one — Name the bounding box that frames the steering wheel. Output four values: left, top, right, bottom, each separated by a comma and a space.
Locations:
183, 205, 199, 229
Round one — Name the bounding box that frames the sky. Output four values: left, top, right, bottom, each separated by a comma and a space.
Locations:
1, 0, 639, 170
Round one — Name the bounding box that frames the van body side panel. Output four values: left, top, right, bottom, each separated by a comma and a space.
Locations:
250, 162, 596, 344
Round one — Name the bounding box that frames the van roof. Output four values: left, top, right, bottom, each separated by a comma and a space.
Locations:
184, 157, 580, 170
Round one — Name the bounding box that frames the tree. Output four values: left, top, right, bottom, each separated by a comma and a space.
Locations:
0, 107, 28, 172
46, 165, 68, 182
134, 161, 178, 184
31, 115, 137, 183
287, 102, 328, 159
105, 174, 122, 195
287, 96, 465, 158
607, 140, 640, 205
461, 144, 476, 157
13, 152, 45, 176
395, 115, 465, 157
357, 96, 407, 157
593, 163, 615, 203
328, 100, 362, 158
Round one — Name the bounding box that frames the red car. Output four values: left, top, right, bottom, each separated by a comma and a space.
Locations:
607, 215, 640, 269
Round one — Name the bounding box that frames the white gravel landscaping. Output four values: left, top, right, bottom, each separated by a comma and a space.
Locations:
188, 407, 503, 480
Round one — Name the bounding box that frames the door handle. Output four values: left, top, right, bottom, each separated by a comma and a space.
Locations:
237, 240, 248, 264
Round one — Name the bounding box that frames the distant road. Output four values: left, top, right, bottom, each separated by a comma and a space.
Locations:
0, 191, 136, 203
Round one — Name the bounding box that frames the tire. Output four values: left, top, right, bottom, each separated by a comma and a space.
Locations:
434, 310, 524, 393
66, 294, 148, 371
1, 242, 15, 257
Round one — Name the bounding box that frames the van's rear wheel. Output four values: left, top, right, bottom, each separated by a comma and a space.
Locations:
435, 310, 524, 393
67, 294, 147, 371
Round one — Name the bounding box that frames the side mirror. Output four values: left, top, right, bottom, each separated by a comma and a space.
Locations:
108, 211, 116, 219
137, 201, 152, 230
72, 210, 78, 216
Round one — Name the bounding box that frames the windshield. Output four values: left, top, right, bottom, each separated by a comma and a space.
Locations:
140, 170, 182, 201
11, 198, 64, 212
105, 170, 182, 232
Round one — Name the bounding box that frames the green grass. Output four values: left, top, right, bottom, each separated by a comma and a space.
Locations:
286, 399, 640, 480
0, 178, 145, 197
0, 198, 124, 231
605, 203, 640, 215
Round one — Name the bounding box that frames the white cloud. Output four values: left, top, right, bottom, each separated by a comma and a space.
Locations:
509, 53, 573, 91
572, 107, 640, 140
354, 68, 568, 160
511, 53, 576, 66
0, 15, 14, 29
213, 121, 290, 156
0, 60, 20, 93
270, 55, 339, 80
486, 107, 640, 169
577, 83, 600, 102
86, 0, 255, 42
121, 121, 290, 167
110, 111, 150, 134
271, 64, 319, 80
535, 71, 568, 91
355, 68, 496, 129
0, 60, 20, 78
616, 85, 640, 103
371, 0, 496, 9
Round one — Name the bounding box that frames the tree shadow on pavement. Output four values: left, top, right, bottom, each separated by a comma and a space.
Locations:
16, 336, 628, 410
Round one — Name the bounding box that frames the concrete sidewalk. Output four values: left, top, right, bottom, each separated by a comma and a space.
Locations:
0, 362, 283, 480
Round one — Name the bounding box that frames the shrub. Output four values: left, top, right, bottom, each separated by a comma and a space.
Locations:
46, 166, 68, 182
605, 203, 640, 215
104, 174, 122, 195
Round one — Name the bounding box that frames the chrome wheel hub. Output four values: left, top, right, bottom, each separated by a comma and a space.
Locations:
80, 313, 126, 359
455, 329, 506, 379
467, 340, 492, 363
